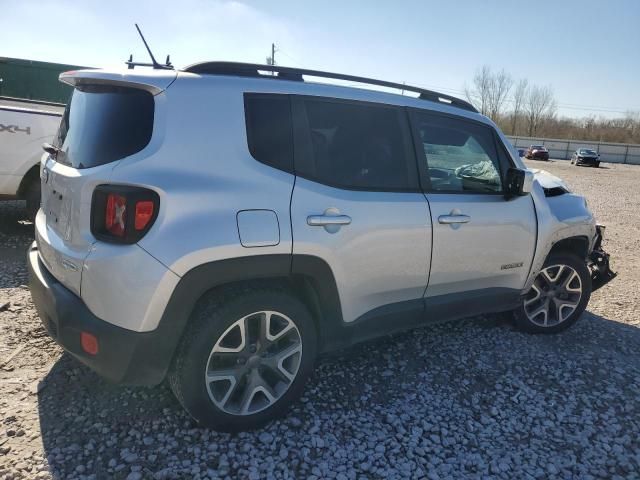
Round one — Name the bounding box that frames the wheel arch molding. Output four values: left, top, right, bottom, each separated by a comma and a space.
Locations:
548, 235, 590, 260
148, 254, 344, 384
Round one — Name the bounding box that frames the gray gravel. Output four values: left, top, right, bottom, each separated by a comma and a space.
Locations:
1, 160, 640, 479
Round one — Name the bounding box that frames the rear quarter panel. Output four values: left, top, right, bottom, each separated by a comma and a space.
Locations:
114, 76, 295, 276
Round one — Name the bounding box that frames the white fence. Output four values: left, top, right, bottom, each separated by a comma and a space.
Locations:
506, 136, 640, 165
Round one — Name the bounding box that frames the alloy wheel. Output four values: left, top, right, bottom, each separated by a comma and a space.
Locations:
204, 311, 302, 416
524, 264, 583, 327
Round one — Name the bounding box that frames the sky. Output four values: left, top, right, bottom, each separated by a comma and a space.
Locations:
1, 0, 639, 118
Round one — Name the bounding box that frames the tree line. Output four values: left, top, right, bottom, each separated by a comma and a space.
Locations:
464, 66, 640, 144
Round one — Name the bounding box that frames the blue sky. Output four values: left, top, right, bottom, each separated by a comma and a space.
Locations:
1, 0, 638, 117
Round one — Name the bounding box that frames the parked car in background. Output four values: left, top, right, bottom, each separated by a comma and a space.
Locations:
28, 62, 615, 431
571, 148, 600, 167
0, 96, 64, 219
525, 145, 550, 161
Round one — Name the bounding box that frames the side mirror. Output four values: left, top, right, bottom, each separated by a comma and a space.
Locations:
505, 168, 533, 197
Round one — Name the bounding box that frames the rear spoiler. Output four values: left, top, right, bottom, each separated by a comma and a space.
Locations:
59, 69, 177, 95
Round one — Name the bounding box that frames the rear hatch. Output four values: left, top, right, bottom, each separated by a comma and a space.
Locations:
37, 68, 175, 295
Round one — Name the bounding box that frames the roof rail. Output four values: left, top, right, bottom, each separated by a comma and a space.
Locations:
182, 61, 478, 113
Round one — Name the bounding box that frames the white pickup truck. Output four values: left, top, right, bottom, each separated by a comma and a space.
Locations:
0, 96, 64, 219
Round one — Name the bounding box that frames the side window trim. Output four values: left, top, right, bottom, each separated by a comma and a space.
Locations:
290, 94, 421, 193
492, 131, 516, 174
408, 107, 507, 196
407, 107, 432, 192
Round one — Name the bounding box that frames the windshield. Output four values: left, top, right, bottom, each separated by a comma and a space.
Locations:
580, 149, 597, 155
532, 145, 545, 150
54, 85, 154, 169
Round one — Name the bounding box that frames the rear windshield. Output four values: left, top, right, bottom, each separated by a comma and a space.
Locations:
54, 85, 154, 169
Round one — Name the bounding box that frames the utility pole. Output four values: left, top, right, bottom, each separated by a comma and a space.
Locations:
266, 43, 277, 75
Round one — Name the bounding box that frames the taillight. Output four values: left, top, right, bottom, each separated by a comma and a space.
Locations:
105, 193, 127, 237
134, 201, 154, 230
91, 185, 159, 244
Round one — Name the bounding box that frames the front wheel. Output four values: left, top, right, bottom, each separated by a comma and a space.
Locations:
514, 253, 591, 333
169, 288, 317, 431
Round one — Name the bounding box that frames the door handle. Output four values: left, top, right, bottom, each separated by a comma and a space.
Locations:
307, 214, 352, 226
438, 214, 470, 224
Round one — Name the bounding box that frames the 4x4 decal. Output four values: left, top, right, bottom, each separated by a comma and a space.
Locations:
0, 124, 31, 135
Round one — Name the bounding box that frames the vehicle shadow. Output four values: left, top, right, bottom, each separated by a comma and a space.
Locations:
36, 310, 640, 478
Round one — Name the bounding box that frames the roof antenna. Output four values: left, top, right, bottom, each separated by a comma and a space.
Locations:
126, 24, 173, 70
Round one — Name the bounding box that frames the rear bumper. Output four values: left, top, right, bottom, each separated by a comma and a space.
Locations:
27, 242, 169, 385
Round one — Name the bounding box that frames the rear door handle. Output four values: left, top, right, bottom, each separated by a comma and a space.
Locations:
438, 214, 470, 224
307, 214, 352, 226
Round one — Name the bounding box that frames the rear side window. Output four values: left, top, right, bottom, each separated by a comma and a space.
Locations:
244, 94, 294, 173
297, 98, 417, 191
411, 111, 503, 193
55, 85, 154, 169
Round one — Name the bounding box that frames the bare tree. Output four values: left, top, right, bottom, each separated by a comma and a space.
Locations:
487, 69, 513, 121
465, 66, 513, 121
525, 85, 555, 136
510, 79, 528, 135
464, 65, 492, 116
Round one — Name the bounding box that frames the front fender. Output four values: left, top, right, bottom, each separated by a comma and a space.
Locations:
524, 183, 596, 291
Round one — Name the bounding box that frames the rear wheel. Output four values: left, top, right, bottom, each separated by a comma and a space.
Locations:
169, 287, 317, 431
514, 253, 591, 333
25, 179, 41, 222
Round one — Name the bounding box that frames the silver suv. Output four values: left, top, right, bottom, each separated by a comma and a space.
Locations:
28, 62, 614, 431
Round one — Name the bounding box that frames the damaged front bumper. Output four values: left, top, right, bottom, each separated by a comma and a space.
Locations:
589, 225, 616, 291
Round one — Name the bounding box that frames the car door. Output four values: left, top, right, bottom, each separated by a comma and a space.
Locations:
290, 96, 432, 324
410, 109, 537, 307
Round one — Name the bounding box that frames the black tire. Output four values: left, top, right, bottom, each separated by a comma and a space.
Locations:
25, 179, 41, 222
513, 252, 591, 334
595, 161, 600, 168
168, 287, 317, 431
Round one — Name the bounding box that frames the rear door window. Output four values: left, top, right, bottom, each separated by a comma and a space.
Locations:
295, 97, 418, 191
55, 85, 154, 169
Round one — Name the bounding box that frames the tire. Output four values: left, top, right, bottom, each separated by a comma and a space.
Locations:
25, 179, 41, 222
513, 252, 591, 334
595, 161, 600, 168
169, 287, 317, 431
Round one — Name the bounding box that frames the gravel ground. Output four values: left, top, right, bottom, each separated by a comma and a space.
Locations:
1, 159, 639, 480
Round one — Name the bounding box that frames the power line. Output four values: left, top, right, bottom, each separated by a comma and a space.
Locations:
276, 48, 301, 66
